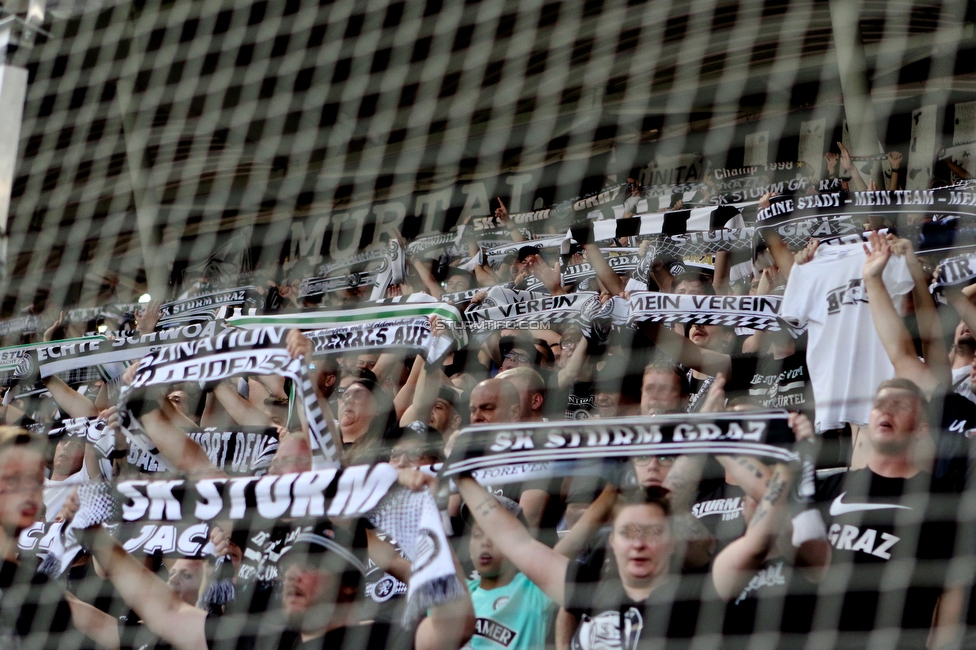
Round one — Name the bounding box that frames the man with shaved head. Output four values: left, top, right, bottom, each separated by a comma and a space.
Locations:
469, 378, 522, 425
466, 376, 558, 537
497, 367, 546, 422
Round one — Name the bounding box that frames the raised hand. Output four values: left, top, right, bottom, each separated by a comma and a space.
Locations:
793, 239, 820, 265
43, 311, 64, 342
862, 231, 891, 280
286, 329, 313, 360
837, 142, 853, 172
136, 300, 162, 334
824, 151, 839, 174
494, 197, 510, 223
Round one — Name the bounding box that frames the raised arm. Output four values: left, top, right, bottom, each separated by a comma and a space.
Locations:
582, 243, 626, 296
213, 382, 272, 427
83, 526, 208, 650
712, 251, 731, 295
886, 151, 903, 191
140, 406, 227, 479
554, 482, 618, 560
495, 198, 526, 243
711, 464, 792, 601
455, 475, 569, 605
639, 321, 732, 378
525, 255, 566, 296
715, 455, 773, 501
42, 375, 98, 418
862, 232, 940, 397
65, 592, 121, 650
286, 329, 343, 454
400, 357, 450, 426
891, 236, 950, 386
557, 337, 589, 390
662, 453, 706, 513
411, 258, 445, 299
838, 142, 867, 191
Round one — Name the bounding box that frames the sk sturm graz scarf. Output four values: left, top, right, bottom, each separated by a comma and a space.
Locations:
157, 287, 263, 329
468, 183, 632, 233
118, 327, 339, 469
302, 240, 406, 301
20, 521, 216, 560
440, 413, 798, 481
48, 464, 464, 624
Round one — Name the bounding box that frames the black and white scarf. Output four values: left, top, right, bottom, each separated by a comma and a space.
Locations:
226, 301, 466, 350
45, 465, 463, 623
933, 251, 976, 292
441, 284, 547, 307
439, 413, 798, 481
157, 287, 262, 329
304, 240, 406, 301
463, 292, 600, 331
127, 426, 280, 477
119, 327, 338, 469
625, 291, 800, 334
27, 323, 226, 382
521, 249, 640, 292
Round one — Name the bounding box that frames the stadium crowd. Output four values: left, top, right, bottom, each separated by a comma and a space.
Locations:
5, 143, 976, 650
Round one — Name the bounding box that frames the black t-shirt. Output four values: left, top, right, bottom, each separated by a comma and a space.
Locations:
724, 351, 814, 417
564, 567, 709, 649
0, 559, 82, 650
814, 469, 955, 639
205, 613, 409, 650
691, 479, 746, 552
293, 623, 406, 650
717, 556, 817, 640
547, 378, 594, 421
933, 393, 976, 488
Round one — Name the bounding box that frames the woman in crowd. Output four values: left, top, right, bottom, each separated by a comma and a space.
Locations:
455, 473, 709, 649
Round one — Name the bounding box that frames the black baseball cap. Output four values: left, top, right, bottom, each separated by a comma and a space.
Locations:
436, 385, 460, 408
516, 245, 542, 263
279, 520, 367, 575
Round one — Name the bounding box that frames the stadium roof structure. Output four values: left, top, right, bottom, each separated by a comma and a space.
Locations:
1, 0, 974, 314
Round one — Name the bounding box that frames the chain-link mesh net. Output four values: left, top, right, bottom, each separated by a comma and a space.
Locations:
2, 0, 976, 647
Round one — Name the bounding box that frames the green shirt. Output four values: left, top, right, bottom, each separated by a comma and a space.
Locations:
465, 572, 555, 650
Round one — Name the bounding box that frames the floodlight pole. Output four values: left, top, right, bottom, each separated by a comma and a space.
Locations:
828, 0, 883, 186
0, 1, 45, 281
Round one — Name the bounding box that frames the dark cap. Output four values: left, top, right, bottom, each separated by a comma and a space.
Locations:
279, 520, 368, 575
516, 245, 542, 263
499, 335, 537, 362
436, 385, 460, 408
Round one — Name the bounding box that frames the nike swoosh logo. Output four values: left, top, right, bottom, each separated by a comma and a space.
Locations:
829, 492, 913, 517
